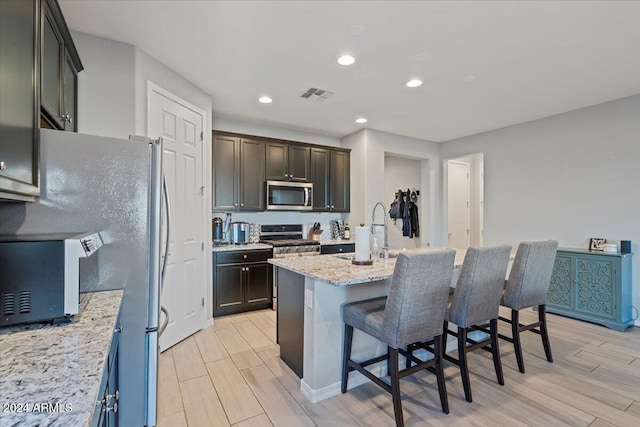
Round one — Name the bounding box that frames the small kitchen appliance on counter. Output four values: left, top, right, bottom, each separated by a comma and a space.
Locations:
0, 232, 103, 326
212, 217, 229, 246
230, 221, 251, 245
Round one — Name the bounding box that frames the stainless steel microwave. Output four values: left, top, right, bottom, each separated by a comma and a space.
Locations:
266, 180, 313, 211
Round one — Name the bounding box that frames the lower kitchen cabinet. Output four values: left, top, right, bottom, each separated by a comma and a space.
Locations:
320, 243, 355, 255
547, 248, 633, 331
214, 249, 273, 316
91, 319, 121, 427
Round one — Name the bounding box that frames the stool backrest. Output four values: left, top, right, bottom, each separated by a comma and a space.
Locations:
503, 240, 559, 310
448, 245, 512, 327
382, 249, 455, 348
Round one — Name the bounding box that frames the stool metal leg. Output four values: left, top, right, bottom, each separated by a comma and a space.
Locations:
458, 327, 472, 402
511, 309, 525, 373
490, 319, 504, 385
389, 347, 404, 427
341, 324, 354, 393
539, 304, 553, 363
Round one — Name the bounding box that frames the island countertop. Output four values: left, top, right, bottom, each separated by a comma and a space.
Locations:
0, 290, 123, 427
269, 248, 468, 286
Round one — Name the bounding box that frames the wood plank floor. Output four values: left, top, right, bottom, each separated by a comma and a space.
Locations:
157, 308, 640, 427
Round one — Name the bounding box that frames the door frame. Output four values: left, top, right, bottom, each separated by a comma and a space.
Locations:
443, 153, 484, 248
146, 81, 210, 338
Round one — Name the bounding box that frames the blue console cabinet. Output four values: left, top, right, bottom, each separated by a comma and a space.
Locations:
547, 248, 633, 331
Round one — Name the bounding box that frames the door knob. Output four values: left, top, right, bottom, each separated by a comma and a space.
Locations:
0, 161, 5, 170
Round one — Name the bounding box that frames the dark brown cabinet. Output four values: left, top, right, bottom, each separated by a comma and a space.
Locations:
265, 142, 310, 182
212, 135, 265, 211
320, 243, 355, 255
0, 0, 40, 201
213, 249, 272, 317
40, 0, 82, 131
310, 148, 350, 212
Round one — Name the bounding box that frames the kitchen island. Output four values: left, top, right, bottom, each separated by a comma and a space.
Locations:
269, 249, 466, 403
0, 290, 123, 427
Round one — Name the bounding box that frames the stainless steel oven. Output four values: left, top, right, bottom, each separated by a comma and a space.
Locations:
265, 180, 313, 211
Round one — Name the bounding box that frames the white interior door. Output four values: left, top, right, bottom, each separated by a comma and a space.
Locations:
149, 84, 206, 351
448, 161, 471, 249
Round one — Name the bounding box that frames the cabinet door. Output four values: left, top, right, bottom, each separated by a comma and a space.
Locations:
215, 264, 244, 314
245, 263, 272, 307
106, 341, 119, 426
212, 135, 239, 210
63, 53, 77, 132
575, 256, 616, 320
240, 139, 265, 210
310, 148, 329, 211
41, 4, 64, 129
265, 142, 287, 180
330, 150, 350, 212
547, 254, 573, 310
0, 0, 40, 200
288, 145, 310, 182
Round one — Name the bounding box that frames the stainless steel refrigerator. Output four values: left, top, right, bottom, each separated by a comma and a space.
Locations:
0, 129, 168, 426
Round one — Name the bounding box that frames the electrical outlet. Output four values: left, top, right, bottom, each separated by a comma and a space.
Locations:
305, 289, 313, 309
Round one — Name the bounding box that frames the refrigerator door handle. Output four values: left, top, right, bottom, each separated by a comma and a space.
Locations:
159, 305, 169, 337
161, 173, 171, 292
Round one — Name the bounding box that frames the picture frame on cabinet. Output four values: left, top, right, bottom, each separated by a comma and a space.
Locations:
589, 238, 606, 251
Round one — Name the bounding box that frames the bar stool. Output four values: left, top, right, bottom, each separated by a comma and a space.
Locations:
410, 245, 512, 403
499, 240, 559, 373
341, 249, 455, 427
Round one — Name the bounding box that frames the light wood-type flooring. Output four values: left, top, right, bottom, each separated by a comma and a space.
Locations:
157, 307, 640, 427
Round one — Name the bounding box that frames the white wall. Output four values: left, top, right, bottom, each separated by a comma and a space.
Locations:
72, 31, 135, 138
440, 95, 640, 325
343, 129, 443, 249
384, 155, 422, 249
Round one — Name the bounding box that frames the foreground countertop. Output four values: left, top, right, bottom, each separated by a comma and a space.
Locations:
0, 290, 123, 427
269, 248, 467, 286
212, 243, 272, 252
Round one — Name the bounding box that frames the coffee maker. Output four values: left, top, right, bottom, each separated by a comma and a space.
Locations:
212, 214, 230, 246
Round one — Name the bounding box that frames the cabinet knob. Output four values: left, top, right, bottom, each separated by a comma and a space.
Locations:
105, 402, 118, 413
326, 205, 330, 209
243, 254, 247, 259
331, 205, 335, 209
234, 203, 238, 207
285, 174, 289, 177
241, 203, 244, 207
0, 161, 5, 171
114, 327, 122, 333
339, 248, 343, 252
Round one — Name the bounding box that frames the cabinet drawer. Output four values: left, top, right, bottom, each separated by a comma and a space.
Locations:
321, 243, 355, 255
216, 249, 272, 264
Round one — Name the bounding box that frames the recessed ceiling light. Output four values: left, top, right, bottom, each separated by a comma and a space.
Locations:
355, 117, 367, 124
406, 79, 422, 88
463, 75, 477, 82
258, 96, 273, 104
337, 55, 355, 66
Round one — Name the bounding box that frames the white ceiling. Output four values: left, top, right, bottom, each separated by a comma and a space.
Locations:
59, 0, 640, 142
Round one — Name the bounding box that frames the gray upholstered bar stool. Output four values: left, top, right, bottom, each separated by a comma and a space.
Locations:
411, 245, 512, 403
341, 249, 455, 427
499, 240, 559, 373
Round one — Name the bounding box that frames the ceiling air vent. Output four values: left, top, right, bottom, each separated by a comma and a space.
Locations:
300, 87, 334, 102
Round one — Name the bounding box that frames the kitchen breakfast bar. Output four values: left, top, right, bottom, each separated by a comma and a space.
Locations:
269, 249, 467, 403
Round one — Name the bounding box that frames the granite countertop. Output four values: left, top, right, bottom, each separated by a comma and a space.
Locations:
212, 243, 272, 252
319, 239, 355, 246
0, 290, 123, 427
269, 248, 467, 286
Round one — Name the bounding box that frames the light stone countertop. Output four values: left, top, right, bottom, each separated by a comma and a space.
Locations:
319, 239, 355, 246
269, 248, 467, 286
212, 243, 272, 252
0, 290, 123, 427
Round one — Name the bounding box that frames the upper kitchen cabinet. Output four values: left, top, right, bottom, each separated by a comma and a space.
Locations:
40, 0, 83, 132
310, 148, 350, 212
212, 133, 265, 211
0, 0, 40, 201
265, 142, 310, 182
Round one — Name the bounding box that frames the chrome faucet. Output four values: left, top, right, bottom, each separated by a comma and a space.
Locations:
371, 201, 389, 254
